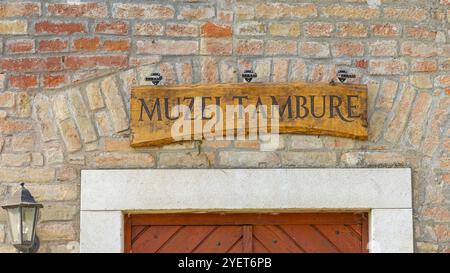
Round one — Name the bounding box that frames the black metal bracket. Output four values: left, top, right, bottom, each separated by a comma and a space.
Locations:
336, 69, 356, 83
145, 72, 163, 85
242, 70, 257, 82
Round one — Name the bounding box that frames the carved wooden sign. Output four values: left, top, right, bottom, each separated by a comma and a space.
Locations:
130, 82, 368, 148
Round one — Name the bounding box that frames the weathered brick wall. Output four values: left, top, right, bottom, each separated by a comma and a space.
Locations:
0, 0, 448, 252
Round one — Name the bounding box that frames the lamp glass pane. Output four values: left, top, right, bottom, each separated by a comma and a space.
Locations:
7, 207, 21, 243
22, 207, 36, 242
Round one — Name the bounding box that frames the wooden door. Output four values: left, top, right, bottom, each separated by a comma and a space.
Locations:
124, 213, 368, 253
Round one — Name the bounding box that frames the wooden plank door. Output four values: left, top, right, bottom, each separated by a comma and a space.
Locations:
125, 213, 369, 253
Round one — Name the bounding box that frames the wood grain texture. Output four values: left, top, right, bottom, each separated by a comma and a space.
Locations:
130, 213, 364, 226
130, 82, 368, 147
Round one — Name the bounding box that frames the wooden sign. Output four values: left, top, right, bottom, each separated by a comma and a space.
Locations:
130, 82, 368, 147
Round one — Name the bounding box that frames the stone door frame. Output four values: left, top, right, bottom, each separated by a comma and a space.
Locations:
79, 168, 413, 253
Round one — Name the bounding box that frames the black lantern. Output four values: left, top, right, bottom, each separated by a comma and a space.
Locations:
1, 183, 43, 253
145, 72, 163, 85
242, 70, 257, 82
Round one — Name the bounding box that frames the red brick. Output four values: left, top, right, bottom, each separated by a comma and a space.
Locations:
0, 120, 33, 134
269, 22, 300, 37
310, 64, 336, 83
64, 55, 128, 70
201, 57, 218, 83
166, 23, 198, 37
43, 74, 68, 89
384, 7, 428, 21
304, 22, 334, 37
405, 26, 437, 41
299, 42, 330, 58
200, 38, 232, 55
290, 60, 306, 81
35, 21, 86, 35
5, 39, 34, 54
178, 6, 214, 20
332, 41, 364, 57
355, 59, 368, 69
136, 40, 198, 55
38, 38, 68, 52
129, 56, 161, 66
421, 207, 450, 222
218, 10, 233, 23
73, 37, 101, 51
255, 3, 317, 19
439, 60, 450, 71
369, 59, 408, 75
434, 224, 450, 242
376, 80, 398, 111
0, 91, 14, 108
237, 39, 264, 55
404, 92, 432, 148
0, 2, 40, 17
265, 40, 297, 55
400, 42, 438, 57
103, 40, 130, 52
435, 75, 450, 88
423, 98, 448, 156
337, 23, 368, 37
0, 20, 27, 34
272, 59, 289, 82
159, 63, 177, 85
441, 44, 450, 57
8, 75, 38, 89
47, 3, 107, 18
368, 40, 397, 57
411, 60, 438, 72
237, 21, 266, 36
372, 23, 400, 37
321, 5, 379, 19
133, 23, 164, 36
384, 85, 416, 144
95, 21, 128, 35
201, 22, 232, 38
0, 57, 62, 72
178, 62, 193, 84
113, 3, 174, 19
72, 70, 114, 84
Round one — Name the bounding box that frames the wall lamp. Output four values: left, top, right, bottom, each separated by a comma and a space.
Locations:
1, 183, 42, 253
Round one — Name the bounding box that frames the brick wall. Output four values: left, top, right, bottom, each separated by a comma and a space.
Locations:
0, 0, 449, 252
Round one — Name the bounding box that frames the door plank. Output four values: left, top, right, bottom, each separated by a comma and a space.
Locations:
314, 224, 362, 253
361, 213, 369, 253
242, 225, 252, 253
227, 239, 243, 253
127, 213, 368, 253
157, 226, 216, 253
193, 226, 242, 253
280, 225, 340, 253
132, 226, 181, 253
350, 224, 362, 237
253, 226, 304, 253
131, 213, 363, 226
124, 214, 132, 253
253, 237, 271, 253
131, 226, 147, 241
